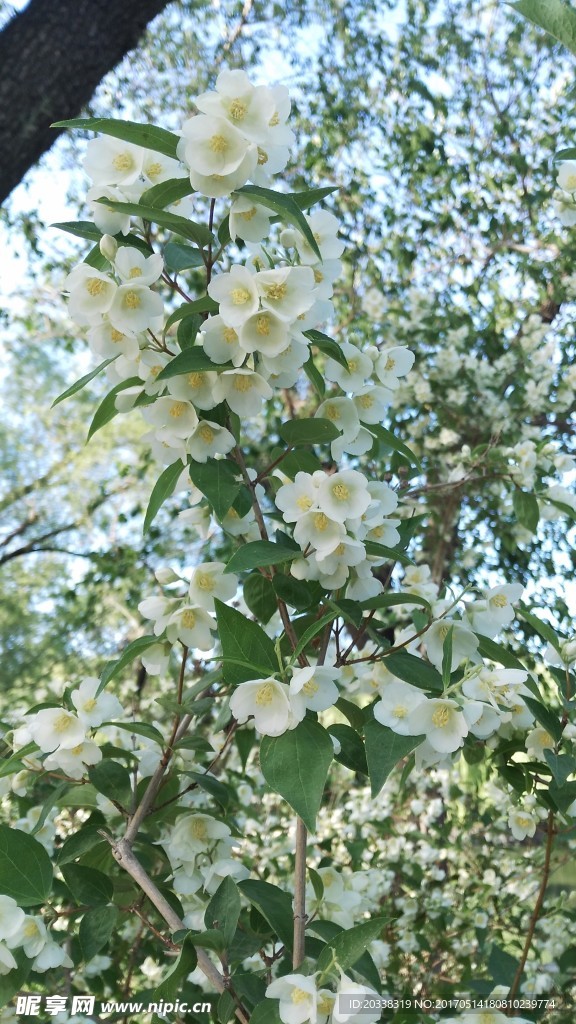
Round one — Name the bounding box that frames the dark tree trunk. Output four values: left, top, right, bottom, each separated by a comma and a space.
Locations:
0, 0, 173, 204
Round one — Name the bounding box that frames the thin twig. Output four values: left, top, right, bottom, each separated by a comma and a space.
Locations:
292, 817, 308, 969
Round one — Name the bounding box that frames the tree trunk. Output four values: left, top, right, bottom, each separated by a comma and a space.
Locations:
0, 0, 173, 204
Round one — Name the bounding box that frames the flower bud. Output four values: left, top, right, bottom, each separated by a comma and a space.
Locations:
155, 567, 181, 586
99, 234, 118, 261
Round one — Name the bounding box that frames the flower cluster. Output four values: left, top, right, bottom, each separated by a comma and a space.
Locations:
276, 470, 400, 598
16, 678, 122, 780
138, 562, 238, 651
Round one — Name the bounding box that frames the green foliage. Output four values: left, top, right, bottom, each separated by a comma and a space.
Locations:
260, 719, 334, 830
0, 827, 53, 907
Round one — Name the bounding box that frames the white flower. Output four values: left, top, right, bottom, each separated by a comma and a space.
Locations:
239, 309, 291, 356
266, 973, 318, 1024
374, 346, 415, 388
87, 185, 131, 235
276, 472, 322, 522
165, 605, 215, 649
361, 286, 386, 320
407, 698, 468, 753
294, 509, 346, 557
114, 247, 163, 285
0, 897, 25, 942
424, 620, 479, 672
229, 197, 272, 242
332, 972, 380, 1024
142, 150, 184, 185
202, 316, 244, 365
108, 283, 164, 334
43, 739, 102, 780
28, 708, 86, 752
315, 397, 360, 441
188, 562, 238, 611
195, 70, 276, 144
466, 583, 523, 638
179, 114, 252, 176
508, 807, 537, 841
208, 265, 260, 327
87, 321, 139, 360
374, 681, 427, 735
0, 943, 17, 975
212, 369, 273, 416
525, 726, 555, 760
6, 915, 47, 958
352, 385, 392, 424
317, 470, 371, 524
65, 265, 117, 325
143, 397, 199, 439
184, 147, 258, 199
187, 420, 236, 462
83, 136, 144, 186
229, 678, 305, 736
70, 677, 123, 726
167, 370, 219, 410
557, 160, 576, 192
290, 666, 340, 712
255, 267, 316, 321
141, 642, 171, 676
290, 210, 345, 265
32, 940, 73, 973
324, 342, 372, 392
166, 813, 231, 865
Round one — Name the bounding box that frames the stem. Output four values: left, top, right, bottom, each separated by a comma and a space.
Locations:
506, 810, 556, 1007
292, 817, 308, 969
101, 835, 249, 1024
124, 711, 192, 844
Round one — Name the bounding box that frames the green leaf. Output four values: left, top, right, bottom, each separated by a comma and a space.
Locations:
156, 347, 224, 381
88, 760, 132, 806
359, 593, 431, 612
383, 652, 444, 693
364, 540, 415, 566
518, 607, 562, 653
61, 864, 114, 905
292, 610, 337, 660
51, 219, 103, 242
304, 329, 349, 370
556, 147, 576, 161
476, 636, 527, 672
52, 116, 180, 156
0, 947, 32, 1010
104, 720, 165, 745
178, 314, 202, 350
98, 634, 159, 691
488, 943, 520, 986
328, 724, 368, 775
87, 376, 142, 440
273, 573, 321, 611
364, 720, 424, 796
52, 358, 113, 408
164, 296, 219, 331
513, 489, 540, 532
441, 626, 454, 687
511, 0, 576, 56
205, 877, 241, 945
238, 879, 294, 949
164, 241, 205, 273
290, 185, 339, 209
215, 599, 278, 685
303, 355, 326, 398
153, 937, 197, 1002
79, 904, 119, 962
249, 1001, 284, 1024
140, 177, 193, 209
260, 719, 334, 831
143, 460, 184, 534
0, 825, 53, 907
235, 184, 322, 259
369, 423, 422, 469
181, 771, 230, 810
188, 459, 242, 520
243, 573, 277, 624
544, 751, 576, 785
225, 540, 297, 574
522, 696, 562, 742
317, 917, 388, 975
279, 417, 341, 446
95, 198, 213, 247
57, 826, 106, 866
